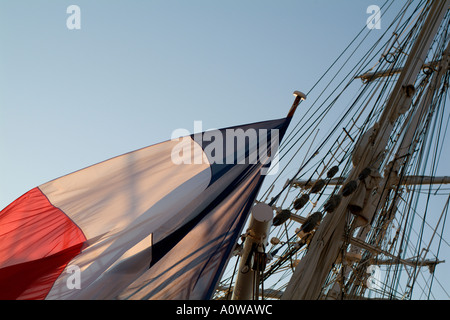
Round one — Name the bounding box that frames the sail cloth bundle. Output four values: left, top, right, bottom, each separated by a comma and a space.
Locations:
348, 123, 383, 225
0, 115, 294, 300
347, 168, 381, 224
346, 85, 416, 223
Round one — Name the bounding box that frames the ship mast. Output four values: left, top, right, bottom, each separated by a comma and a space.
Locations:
282, 0, 450, 300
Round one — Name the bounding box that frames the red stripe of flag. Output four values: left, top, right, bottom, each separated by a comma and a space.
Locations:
0, 187, 86, 299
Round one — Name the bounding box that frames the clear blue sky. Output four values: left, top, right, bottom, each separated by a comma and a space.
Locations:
1, 1, 449, 299
0, 0, 392, 207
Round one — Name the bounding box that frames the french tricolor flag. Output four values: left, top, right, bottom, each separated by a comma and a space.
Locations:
0, 96, 303, 300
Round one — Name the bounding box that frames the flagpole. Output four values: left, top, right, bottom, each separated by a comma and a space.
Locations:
231, 91, 306, 300
266, 91, 307, 208
287, 91, 306, 118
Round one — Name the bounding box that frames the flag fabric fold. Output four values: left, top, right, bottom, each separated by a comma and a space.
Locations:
0, 116, 291, 300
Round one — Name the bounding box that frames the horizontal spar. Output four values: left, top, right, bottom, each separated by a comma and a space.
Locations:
292, 175, 450, 188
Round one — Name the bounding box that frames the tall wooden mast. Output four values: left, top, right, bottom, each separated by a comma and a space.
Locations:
282, 0, 450, 300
